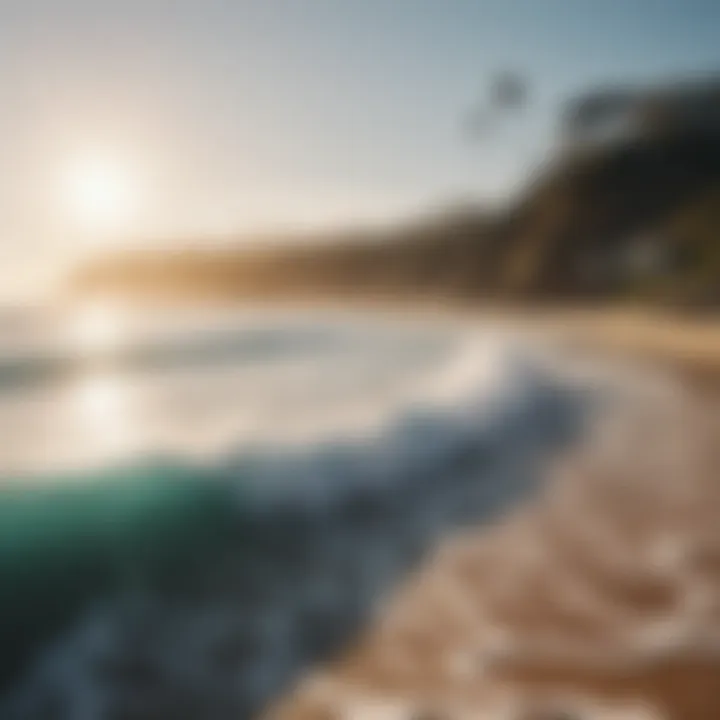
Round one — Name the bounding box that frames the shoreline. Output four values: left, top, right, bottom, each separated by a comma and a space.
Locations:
2, 300, 717, 718
262, 312, 720, 720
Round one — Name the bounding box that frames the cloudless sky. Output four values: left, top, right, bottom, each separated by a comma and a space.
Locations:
1, 0, 719, 292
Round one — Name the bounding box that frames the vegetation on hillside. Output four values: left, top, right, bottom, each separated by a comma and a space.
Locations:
70, 80, 720, 310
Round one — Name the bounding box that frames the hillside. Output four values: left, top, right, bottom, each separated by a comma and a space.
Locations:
493, 128, 720, 303
70, 84, 720, 309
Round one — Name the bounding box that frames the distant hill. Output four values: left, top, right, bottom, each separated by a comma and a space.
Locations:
492, 128, 720, 303
70, 78, 720, 310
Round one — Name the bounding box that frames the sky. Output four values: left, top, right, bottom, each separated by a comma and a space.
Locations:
1, 0, 719, 293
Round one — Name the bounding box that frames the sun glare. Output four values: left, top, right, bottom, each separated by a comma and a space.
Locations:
63, 154, 138, 236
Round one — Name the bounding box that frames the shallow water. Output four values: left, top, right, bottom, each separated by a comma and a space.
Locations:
0, 304, 588, 718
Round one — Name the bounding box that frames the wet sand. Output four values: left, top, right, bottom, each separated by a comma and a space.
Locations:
267, 317, 720, 720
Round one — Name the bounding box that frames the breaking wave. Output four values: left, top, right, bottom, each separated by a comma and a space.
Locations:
0, 312, 589, 718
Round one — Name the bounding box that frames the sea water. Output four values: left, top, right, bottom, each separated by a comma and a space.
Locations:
0, 304, 584, 718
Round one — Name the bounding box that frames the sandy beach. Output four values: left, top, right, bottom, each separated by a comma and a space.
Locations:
1, 308, 718, 720
265, 313, 720, 720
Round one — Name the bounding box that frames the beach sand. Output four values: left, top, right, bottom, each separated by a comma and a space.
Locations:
266, 314, 720, 720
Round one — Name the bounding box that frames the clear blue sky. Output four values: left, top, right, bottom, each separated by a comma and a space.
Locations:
0, 0, 719, 291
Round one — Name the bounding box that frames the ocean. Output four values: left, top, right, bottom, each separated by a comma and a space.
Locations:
0, 304, 587, 718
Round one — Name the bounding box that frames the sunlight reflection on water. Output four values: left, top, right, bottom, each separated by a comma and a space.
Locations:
68, 300, 127, 356
0, 307, 511, 480
70, 370, 137, 463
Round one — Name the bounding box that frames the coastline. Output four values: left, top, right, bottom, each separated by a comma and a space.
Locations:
3, 300, 717, 718
263, 307, 720, 720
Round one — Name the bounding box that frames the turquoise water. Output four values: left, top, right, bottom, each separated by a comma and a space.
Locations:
0, 464, 238, 692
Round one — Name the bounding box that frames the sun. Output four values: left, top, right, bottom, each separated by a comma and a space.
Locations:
63, 154, 138, 236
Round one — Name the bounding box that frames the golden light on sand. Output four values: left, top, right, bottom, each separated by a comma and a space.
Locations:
63, 153, 139, 236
